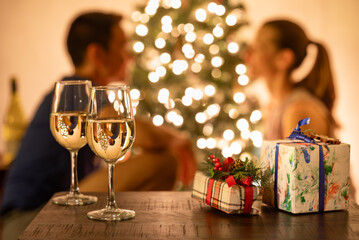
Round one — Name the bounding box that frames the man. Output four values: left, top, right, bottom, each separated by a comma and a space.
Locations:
1, 12, 196, 239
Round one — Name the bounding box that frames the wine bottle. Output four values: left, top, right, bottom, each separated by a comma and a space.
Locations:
2, 77, 27, 166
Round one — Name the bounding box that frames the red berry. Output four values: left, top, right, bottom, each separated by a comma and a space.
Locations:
219, 167, 222, 171
214, 166, 218, 171
215, 162, 221, 167
215, 158, 220, 163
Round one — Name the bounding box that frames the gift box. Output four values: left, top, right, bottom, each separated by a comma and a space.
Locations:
192, 171, 262, 214
261, 140, 350, 214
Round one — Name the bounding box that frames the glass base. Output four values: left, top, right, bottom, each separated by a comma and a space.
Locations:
87, 208, 135, 221
52, 193, 97, 206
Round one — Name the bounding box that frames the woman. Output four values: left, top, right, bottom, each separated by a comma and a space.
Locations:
245, 19, 337, 139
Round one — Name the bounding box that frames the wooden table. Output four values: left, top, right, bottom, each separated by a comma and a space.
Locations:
19, 191, 359, 240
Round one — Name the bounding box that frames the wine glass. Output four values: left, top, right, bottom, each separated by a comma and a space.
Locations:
86, 85, 136, 221
50, 80, 97, 205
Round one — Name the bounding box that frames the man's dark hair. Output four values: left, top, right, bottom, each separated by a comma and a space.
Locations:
66, 12, 122, 67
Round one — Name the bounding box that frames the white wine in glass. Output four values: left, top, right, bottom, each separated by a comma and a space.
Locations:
50, 80, 97, 205
86, 85, 135, 221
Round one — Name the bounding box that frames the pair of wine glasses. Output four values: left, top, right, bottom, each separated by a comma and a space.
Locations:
50, 80, 135, 221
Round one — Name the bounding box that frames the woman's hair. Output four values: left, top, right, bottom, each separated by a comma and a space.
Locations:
263, 20, 336, 113
66, 12, 122, 67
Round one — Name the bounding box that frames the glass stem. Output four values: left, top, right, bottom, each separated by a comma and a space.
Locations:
69, 150, 80, 196
106, 163, 117, 210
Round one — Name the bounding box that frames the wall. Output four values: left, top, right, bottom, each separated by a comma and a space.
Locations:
0, 0, 358, 200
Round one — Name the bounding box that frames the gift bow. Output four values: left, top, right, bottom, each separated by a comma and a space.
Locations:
287, 117, 315, 143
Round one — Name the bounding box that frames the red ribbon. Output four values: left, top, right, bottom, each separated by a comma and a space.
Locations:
243, 186, 253, 214
225, 175, 237, 187
206, 178, 215, 206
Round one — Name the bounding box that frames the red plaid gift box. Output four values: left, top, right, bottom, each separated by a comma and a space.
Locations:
192, 171, 262, 214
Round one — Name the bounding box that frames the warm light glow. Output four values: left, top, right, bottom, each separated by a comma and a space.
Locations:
162, 24, 173, 33
211, 56, 223, 67
140, 14, 150, 23
209, 44, 219, 55
131, 11, 141, 22
226, 14, 237, 26
233, 92, 245, 103
207, 104, 220, 116
195, 9, 207, 22
207, 138, 216, 149
173, 115, 184, 126
211, 68, 221, 78
184, 23, 194, 32
185, 32, 196, 42
130, 89, 140, 100
164, 99, 175, 109
204, 85, 216, 96
185, 87, 195, 97
182, 95, 192, 106
223, 129, 234, 141
229, 108, 239, 119
194, 53, 205, 63
148, 72, 159, 83
193, 89, 204, 100
108, 91, 115, 103
136, 24, 148, 36
161, 15, 172, 25
203, 33, 214, 45
153, 115, 164, 126
155, 38, 166, 49
166, 110, 177, 123
250, 130, 263, 147
160, 53, 171, 64
227, 42, 239, 53
197, 138, 206, 149
171, 0, 182, 9
203, 123, 213, 136
236, 118, 249, 131
215, 5, 225, 16
156, 66, 167, 77
230, 141, 242, 155
238, 75, 249, 85
222, 147, 232, 158
241, 129, 250, 139
158, 88, 170, 103
182, 43, 195, 59
235, 64, 247, 74
207, 2, 217, 13
172, 60, 188, 75
213, 26, 224, 37
195, 112, 206, 123
191, 63, 201, 73
250, 110, 262, 123
133, 41, 144, 53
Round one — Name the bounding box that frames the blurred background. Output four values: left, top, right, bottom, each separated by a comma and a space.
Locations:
0, 0, 358, 201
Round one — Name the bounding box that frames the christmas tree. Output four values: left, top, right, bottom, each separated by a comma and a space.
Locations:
130, 0, 263, 159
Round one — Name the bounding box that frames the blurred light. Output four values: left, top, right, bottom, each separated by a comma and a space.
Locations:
162, 24, 173, 33
171, 0, 182, 9
229, 108, 239, 119
185, 87, 195, 97
223, 129, 234, 141
156, 66, 166, 77
203, 123, 213, 136
241, 129, 250, 139
233, 92, 246, 103
250, 130, 263, 147
250, 110, 262, 123
230, 141, 242, 155
153, 115, 164, 126
140, 14, 150, 23
197, 138, 206, 149
195, 9, 207, 22
238, 75, 249, 85
172, 60, 188, 75
204, 85, 216, 96
161, 15, 172, 25
185, 32, 196, 42
236, 118, 249, 131
108, 91, 115, 103
207, 138, 216, 149
240, 152, 251, 161
208, 2, 217, 13
136, 24, 148, 36
209, 44, 220, 55
173, 115, 184, 126
130, 89, 140, 100
211, 68, 221, 78
158, 88, 169, 103
155, 38, 166, 49
227, 42, 239, 53
235, 64, 247, 74
166, 110, 177, 123
145, 5, 158, 15
164, 99, 175, 109
213, 26, 224, 37
113, 100, 120, 112
226, 14, 237, 26
195, 112, 206, 123
160, 52, 171, 64
203, 33, 214, 45
184, 23, 194, 32
133, 41, 144, 53
182, 43, 195, 59
148, 72, 159, 83
222, 147, 232, 158
211, 56, 223, 67
191, 63, 201, 73
216, 5, 225, 16
131, 11, 141, 22
195, 53, 205, 63
207, 104, 220, 116
193, 89, 204, 100
182, 95, 192, 106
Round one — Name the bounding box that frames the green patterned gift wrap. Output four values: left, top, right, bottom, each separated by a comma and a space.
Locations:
260, 140, 350, 214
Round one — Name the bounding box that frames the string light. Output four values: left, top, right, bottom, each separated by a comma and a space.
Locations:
226, 14, 237, 26
130, 89, 140, 100
195, 112, 206, 124
213, 26, 224, 38
140, 14, 150, 23
207, 138, 216, 149
236, 118, 249, 131
207, 104, 220, 116
211, 68, 221, 78
153, 115, 164, 126
182, 95, 192, 106
211, 56, 223, 67
241, 129, 250, 139
185, 32, 196, 42
229, 108, 239, 119
250, 130, 263, 147
160, 52, 171, 64
233, 92, 246, 103
227, 42, 239, 53
148, 72, 159, 83
230, 141, 242, 155
197, 138, 206, 149
131, 11, 141, 22
173, 115, 184, 126
215, 5, 225, 16
195, 9, 207, 22
171, 0, 182, 9
194, 53, 205, 63
203, 123, 213, 136
184, 23, 194, 32
162, 24, 172, 33
223, 129, 234, 141
238, 75, 249, 85
250, 110, 262, 123
203, 33, 214, 45
204, 85, 216, 96
207, 2, 217, 13
191, 63, 201, 73
158, 88, 170, 103
133, 41, 145, 53
155, 38, 166, 49
193, 89, 204, 100
209, 44, 219, 55
164, 99, 175, 109
235, 64, 247, 74
156, 66, 167, 77
136, 24, 148, 36
172, 60, 188, 75
222, 147, 232, 157
161, 15, 172, 25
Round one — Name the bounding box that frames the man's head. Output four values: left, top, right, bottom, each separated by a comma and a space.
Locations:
66, 12, 130, 85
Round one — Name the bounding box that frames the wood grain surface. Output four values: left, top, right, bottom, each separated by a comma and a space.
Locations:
19, 191, 359, 240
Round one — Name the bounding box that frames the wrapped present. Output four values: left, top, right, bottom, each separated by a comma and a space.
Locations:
260, 118, 350, 214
